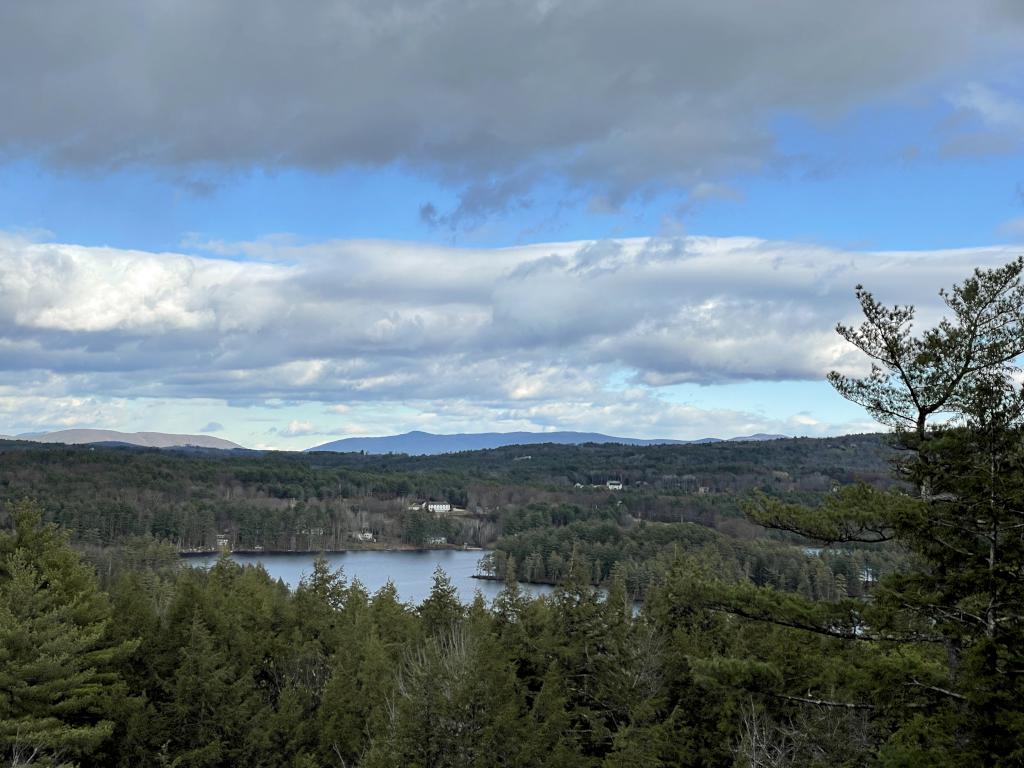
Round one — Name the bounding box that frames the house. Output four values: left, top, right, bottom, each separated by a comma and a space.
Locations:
606, 480, 623, 491
351, 531, 375, 542
426, 536, 447, 546
426, 501, 452, 514
215, 533, 230, 549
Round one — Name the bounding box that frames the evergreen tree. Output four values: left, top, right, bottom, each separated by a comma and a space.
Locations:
318, 643, 365, 766
418, 567, 463, 636
364, 625, 524, 768
734, 261, 1024, 763
162, 613, 262, 767
0, 500, 133, 767
827, 257, 1024, 440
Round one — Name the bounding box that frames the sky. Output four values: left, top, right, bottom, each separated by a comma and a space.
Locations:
1, 0, 1024, 450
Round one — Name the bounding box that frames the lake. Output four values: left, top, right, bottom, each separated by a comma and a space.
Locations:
184, 549, 556, 605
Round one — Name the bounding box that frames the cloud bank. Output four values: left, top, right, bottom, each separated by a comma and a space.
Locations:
1, 232, 1018, 419
1, 1, 1020, 217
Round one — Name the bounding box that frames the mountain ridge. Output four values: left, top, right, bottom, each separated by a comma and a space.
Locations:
5, 429, 243, 450
306, 429, 788, 455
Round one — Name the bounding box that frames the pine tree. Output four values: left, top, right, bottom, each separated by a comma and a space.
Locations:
827, 257, 1024, 441
0, 500, 133, 767
364, 625, 524, 768
736, 261, 1024, 763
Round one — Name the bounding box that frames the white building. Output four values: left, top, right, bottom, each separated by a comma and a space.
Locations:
606, 480, 623, 491
427, 501, 452, 514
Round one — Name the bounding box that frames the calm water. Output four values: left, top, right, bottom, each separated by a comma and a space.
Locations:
184, 550, 556, 605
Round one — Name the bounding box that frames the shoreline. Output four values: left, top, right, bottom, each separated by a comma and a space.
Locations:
179, 545, 487, 557
471, 573, 561, 587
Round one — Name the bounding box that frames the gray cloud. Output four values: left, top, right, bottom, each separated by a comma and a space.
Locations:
0, 1, 1019, 214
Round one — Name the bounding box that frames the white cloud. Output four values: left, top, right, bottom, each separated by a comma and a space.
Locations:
951, 83, 1024, 131
278, 420, 320, 437
0, 392, 127, 433
0, 234, 286, 334
0, 231, 1019, 439
941, 82, 1024, 157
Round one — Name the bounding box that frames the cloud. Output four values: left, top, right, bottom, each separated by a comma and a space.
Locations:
941, 82, 1024, 157
0, 392, 127, 434
0, 231, 1019, 424
199, 421, 224, 433
950, 83, 1024, 131
0, 1, 1020, 215
279, 420, 320, 438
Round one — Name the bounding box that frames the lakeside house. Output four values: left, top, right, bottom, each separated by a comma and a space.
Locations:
606, 480, 623, 490
411, 500, 458, 514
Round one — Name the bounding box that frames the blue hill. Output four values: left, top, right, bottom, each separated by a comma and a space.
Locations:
305, 430, 786, 455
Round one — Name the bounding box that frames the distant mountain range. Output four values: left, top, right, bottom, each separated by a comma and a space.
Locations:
0, 429, 242, 450
0, 427, 789, 455
307, 430, 787, 455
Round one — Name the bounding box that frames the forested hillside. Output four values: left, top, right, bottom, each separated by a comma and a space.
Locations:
0, 433, 895, 553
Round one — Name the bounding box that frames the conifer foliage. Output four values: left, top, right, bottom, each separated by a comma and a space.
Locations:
729, 259, 1024, 764
0, 501, 131, 767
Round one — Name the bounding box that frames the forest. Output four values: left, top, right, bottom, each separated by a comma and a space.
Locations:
1, 261, 1023, 766
0, 432, 897, 602
0, 432, 894, 544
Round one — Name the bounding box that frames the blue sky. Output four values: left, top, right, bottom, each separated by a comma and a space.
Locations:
1, 1, 1023, 449
3, 111, 1023, 255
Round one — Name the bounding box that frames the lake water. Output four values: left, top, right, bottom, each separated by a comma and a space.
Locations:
184, 550, 556, 605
